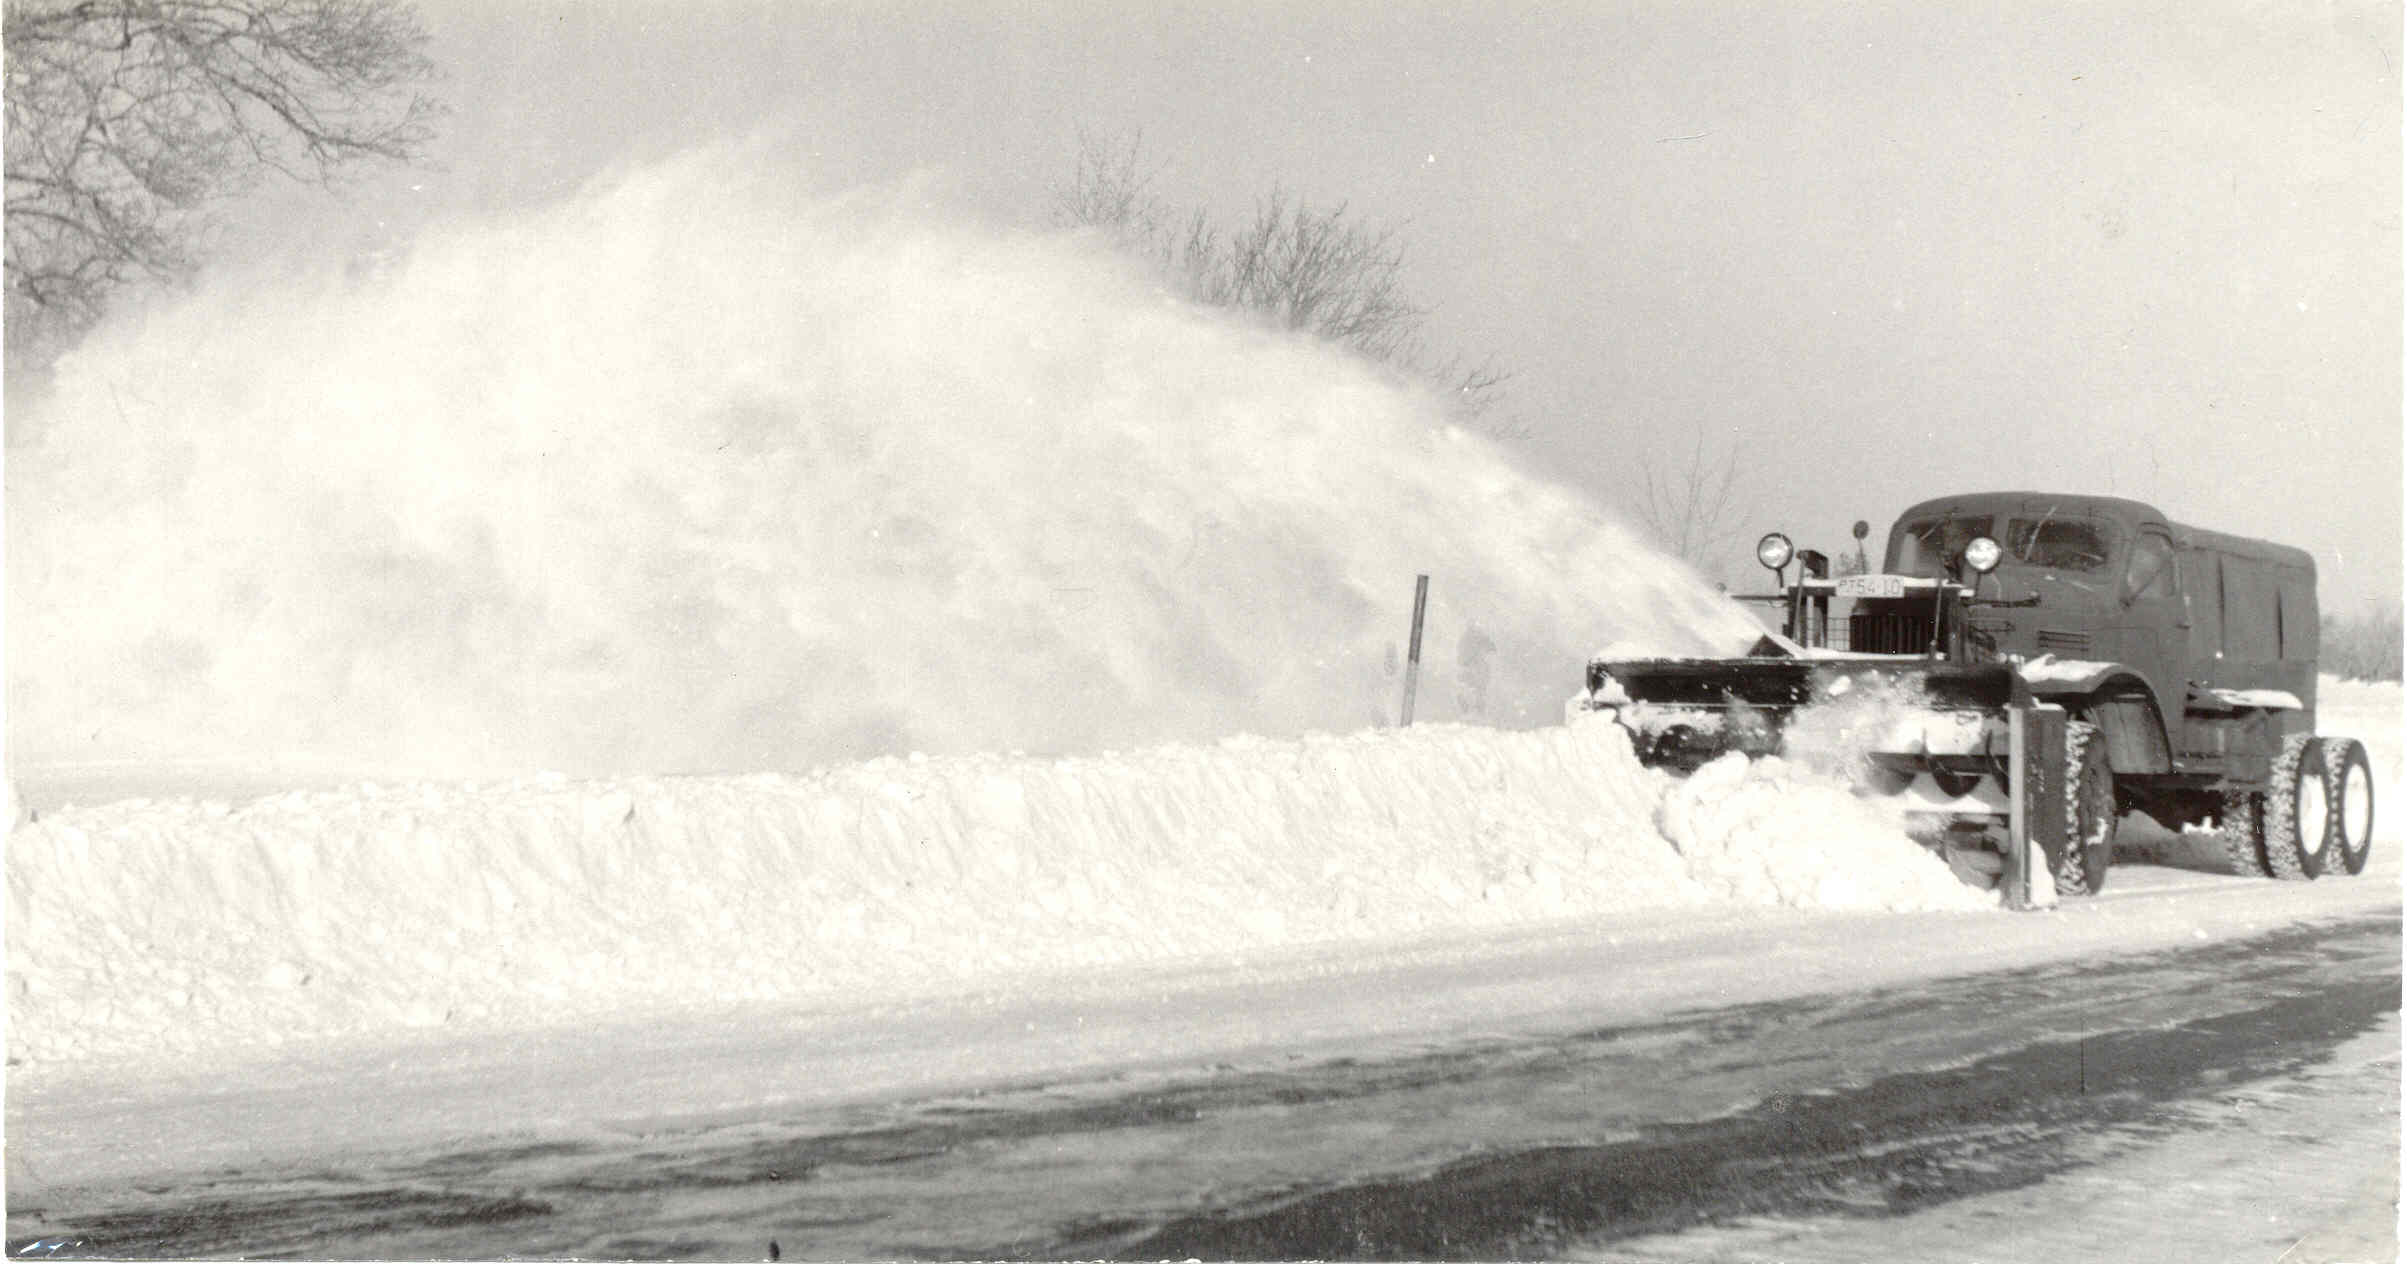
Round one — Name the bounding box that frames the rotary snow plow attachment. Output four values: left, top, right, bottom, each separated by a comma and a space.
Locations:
1582, 657, 2021, 773
1579, 531, 2073, 908
1582, 652, 2066, 909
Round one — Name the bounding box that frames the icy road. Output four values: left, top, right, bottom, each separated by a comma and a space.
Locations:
5, 887, 2397, 1261
7, 680, 2400, 1260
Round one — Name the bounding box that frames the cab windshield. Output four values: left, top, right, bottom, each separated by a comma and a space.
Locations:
1890, 513, 2115, 577
1891, 516, 1994, 578
2004, 517, 2111, 572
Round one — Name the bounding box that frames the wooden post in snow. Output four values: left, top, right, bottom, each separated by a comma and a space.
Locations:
1401, 574, 1430, 725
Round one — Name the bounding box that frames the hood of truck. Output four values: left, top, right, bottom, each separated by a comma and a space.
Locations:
1960, 567, 2118, 662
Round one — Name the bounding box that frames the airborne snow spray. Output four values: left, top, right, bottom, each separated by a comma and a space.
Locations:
8, 144, 1758, 781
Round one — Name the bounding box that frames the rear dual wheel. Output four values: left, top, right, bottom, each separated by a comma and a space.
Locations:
2252, 731, 2387, 881
2219, 735, 2373, 880
2325, 737, 2376, 877
2263, 734, 2333, 881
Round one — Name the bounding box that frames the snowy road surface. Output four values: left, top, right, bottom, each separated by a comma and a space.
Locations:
7, 879, 2398, 1260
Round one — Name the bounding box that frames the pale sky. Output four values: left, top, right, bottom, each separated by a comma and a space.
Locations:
233, 0, 2400, 608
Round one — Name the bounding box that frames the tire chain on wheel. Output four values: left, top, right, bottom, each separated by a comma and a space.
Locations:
2054, 721, 2115, 897
2323, 736, 2375, 877
2215, 789, 2270, 878
2261, 732, 2327, 881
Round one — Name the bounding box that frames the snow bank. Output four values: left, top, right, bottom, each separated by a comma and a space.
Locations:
8, 717, 1989, 1073
8, 142, 1755, 782
2319, 675, 2405, 785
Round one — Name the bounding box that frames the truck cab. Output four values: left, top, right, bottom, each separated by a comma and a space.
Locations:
1868, 492, 2318, 788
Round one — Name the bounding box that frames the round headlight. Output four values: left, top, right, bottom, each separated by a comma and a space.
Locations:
1755, 532, 1795, 571
1963, 536, 2003, 574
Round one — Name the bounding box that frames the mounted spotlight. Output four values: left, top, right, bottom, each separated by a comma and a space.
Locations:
1963, 535, 2003, 574
1755, 532, 1795, 589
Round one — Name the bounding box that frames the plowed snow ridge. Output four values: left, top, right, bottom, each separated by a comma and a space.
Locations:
7, 715, 1992, 1072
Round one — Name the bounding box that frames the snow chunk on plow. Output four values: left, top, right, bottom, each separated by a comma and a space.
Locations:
1781, 672, 1991, 775
1657, 753, 1998, 913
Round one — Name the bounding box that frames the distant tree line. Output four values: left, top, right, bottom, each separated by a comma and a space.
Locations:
2323, 606, 2404, 682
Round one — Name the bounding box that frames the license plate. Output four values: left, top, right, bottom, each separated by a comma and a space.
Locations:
1836, 574, 1907, 598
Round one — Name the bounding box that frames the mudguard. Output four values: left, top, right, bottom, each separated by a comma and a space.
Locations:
2015, 660, 2175, 774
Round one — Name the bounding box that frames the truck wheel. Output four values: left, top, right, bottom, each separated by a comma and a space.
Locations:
2262, 734, 2330, 881
2325, 738, 2376, 877
2215, 790, 2271, 877
2055, 721, 2115, 896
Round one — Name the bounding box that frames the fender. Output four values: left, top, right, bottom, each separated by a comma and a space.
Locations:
2018, 662, 2174, 774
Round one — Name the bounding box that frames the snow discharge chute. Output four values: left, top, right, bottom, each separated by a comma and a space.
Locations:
7, 145, 1757, 782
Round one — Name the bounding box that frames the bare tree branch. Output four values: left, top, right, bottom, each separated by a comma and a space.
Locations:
1052, 130, 1515, 435
5, 0, 443, 355
1638, 431, 1743, 576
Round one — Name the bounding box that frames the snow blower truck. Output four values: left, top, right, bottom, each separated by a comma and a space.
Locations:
1579, 492, 2377, 908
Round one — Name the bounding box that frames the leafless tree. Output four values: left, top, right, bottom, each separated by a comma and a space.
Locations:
1050, 129, 1169, 252
1638, 432, 1742, 577
1198, 187, 1418, 362
4, 0, 441, 352
1053, 130, 1510, 433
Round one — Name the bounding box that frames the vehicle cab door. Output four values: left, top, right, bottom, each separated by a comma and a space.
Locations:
2174, 544, 2223, 687
2112, 525, 2187, 712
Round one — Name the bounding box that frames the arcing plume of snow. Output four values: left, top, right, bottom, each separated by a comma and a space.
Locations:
7, 143, 1757, 782
7, 715, 1992, 1073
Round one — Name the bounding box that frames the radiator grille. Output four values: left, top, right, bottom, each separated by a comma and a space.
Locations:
1847, 610, 1936, 654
